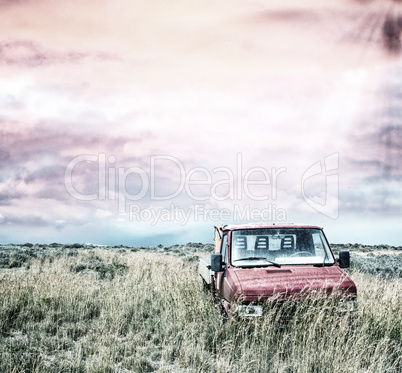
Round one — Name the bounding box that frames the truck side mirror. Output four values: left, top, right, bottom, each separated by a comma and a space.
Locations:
211, 253, 224, 272
338, 251, 350, 268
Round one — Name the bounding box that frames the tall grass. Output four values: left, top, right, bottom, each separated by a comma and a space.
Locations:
0, 249, 400, 372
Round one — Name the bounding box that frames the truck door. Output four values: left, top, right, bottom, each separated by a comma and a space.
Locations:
216, 233, 228, 294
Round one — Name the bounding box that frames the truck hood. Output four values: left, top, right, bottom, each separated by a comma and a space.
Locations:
231, 265, 356, 301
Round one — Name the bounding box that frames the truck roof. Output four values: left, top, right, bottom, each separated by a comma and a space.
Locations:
221, 223, 323, 231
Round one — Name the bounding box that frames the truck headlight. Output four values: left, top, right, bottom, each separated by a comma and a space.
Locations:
238, 304, 263, 317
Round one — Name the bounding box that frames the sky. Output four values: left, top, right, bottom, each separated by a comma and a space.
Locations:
0, 0, 401, 246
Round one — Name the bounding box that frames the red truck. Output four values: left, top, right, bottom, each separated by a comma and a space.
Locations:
199, 223, 357, 317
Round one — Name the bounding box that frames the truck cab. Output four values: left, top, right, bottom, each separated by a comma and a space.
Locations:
199, 223, 357, 317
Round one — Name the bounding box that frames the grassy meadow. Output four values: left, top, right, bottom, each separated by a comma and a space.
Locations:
0, 243, 401, 372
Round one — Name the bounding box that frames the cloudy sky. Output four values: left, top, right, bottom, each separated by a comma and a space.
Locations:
0, 0, 401, 246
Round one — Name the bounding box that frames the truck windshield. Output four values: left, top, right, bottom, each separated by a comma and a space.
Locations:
231, 228, 335, 266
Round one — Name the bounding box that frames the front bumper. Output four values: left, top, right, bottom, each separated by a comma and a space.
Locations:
235, 297, 357, 319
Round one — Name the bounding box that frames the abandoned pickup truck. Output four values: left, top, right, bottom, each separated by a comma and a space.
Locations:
199, 223, 357, 317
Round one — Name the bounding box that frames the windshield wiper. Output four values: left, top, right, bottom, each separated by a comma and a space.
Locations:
265, 260, 281, 268
234, 257, 281, 268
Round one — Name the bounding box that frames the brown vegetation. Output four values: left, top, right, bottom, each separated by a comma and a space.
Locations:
0, 243, 401, 372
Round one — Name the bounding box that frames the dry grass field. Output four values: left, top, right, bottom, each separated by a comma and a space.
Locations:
0, 243, 401, 372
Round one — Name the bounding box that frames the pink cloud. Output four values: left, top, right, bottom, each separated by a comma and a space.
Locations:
0, 0, 401, 245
